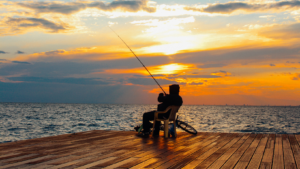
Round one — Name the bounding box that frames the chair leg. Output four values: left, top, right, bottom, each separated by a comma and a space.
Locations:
152, 119, 156, 136
173, 122, 177, 137
164, 120, 169, 138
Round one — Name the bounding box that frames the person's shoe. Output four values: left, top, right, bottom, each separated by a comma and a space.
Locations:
136, 131, 150, 138
152, 134, 160, 138
134, 125, 141, 132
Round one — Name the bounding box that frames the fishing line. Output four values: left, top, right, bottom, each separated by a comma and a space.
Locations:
108, 26, 167, 95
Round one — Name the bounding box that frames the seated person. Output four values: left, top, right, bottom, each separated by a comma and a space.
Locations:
138, 84, 183, 137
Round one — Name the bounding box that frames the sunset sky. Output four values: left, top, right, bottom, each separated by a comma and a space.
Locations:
0, 0, 300, 105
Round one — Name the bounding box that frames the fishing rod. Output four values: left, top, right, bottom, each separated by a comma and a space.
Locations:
109, 26, 167, 95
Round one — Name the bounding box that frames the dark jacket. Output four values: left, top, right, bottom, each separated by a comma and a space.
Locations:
157, 93, 183, 118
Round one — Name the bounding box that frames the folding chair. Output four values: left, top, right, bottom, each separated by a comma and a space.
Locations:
152, 105, 180, 138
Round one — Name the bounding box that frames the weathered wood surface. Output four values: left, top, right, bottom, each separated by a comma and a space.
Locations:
0, 130, 299, 169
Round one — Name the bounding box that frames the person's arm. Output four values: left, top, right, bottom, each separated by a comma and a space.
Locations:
158, 93, 165, 102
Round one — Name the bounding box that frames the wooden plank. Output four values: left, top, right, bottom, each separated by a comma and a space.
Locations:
260, 134, 275, 169
220, 133, 256, 169
159, 133, 234, 169
22, 155, 75, 169
74, 157, 118, 169
234, 134, 263, 169
129, 158, 160, 169
118, 133, 207, 168
272, 134, 284, 169
295, 135, 300, 145
288, 135, 300, 169
0, 154, 38, 166
246, 134, 268, 169
208, 134, 250, 169
146, 133, 221, 168
182, 134, 242, 169
46, 156, 104, 169
96, 134, 211, 168
62, 133, 169, 168
100, 157, 138, 169
0, 155, 54, 168
0, 130, 298, 169
282, 135, 296, 169
194, 134, 243, 169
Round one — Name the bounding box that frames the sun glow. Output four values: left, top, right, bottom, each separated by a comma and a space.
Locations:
152, 63, 191, 75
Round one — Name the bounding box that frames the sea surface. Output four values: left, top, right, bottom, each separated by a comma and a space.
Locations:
0, 103, 300, 143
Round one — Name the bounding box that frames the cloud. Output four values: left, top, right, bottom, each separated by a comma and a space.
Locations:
131, 16, 195, 34
17, 0, 156, 15
89, 0, 156, 13
131, 16, 195, 26
259, 23, 300, 39
128, 77, 176, 85
211, 70, 231, 77
177, 74, 221, 78
18, 2, 87, 15
184, 1, 300, 14
174, 46, 300, 65
189, 82, 204, 85
8, 77, 109, 85
0, 59, 6, 61
17, 51, 25, 54
197, 63, 227, 68
12, 61, 31, 64
0, 51, 7, 54
5, 17, 71, 33
270, 64, 276, 66
0, 81, 157, 104
259, 15, 275, 18
292, 77, 298, 80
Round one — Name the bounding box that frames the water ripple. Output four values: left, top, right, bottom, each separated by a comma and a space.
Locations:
0, 103, 299, 143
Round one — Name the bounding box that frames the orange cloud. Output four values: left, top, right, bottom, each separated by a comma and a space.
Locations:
98, 63, 196, 75
184, 1, 300, 14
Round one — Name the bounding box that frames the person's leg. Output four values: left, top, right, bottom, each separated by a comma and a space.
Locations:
153, 120, 161, 136
142, 111, 155, 133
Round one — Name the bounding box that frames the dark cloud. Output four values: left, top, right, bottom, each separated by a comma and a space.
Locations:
18, 0, 156, 15
17, 51, 25, 54
174, 46, 300, 65
89, 0, 156, 13
292, 77, 298, 80
18, 2, 86, 15
270, 64, 276, 66
6, 17, 70, 33
0, 59, 6, 61
45, 50, 65, 55
0, 61, 99, 77
0, 51, 7, 54
198, 63, 226, 68
128, 77, 176, 85
177, 74, 221, 78
0, 81, 157, 104
218, 70, 227, 73
0, 56, 170, 78
8, 77, 109, 85
185, 1, 300, 14
189, 82, 204, 85
12, 61, 31, 64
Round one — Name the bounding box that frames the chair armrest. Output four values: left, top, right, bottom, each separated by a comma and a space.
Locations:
154, 111, 166, 119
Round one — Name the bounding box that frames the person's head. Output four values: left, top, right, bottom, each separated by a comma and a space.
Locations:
169, 84, 180, 95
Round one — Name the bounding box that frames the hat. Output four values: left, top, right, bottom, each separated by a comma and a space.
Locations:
169, 84, 180, 94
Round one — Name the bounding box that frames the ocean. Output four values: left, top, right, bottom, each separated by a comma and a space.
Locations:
0, 103, 299, 143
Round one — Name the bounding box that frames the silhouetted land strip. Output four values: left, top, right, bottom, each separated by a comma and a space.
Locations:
0, 130, 299, 168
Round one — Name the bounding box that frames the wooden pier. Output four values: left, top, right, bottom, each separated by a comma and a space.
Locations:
0, 130, 299, 169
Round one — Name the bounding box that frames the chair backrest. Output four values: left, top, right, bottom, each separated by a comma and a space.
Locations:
168, 105, 180, 121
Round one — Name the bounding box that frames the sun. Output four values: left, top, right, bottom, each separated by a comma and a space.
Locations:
151, 63, 190, 75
